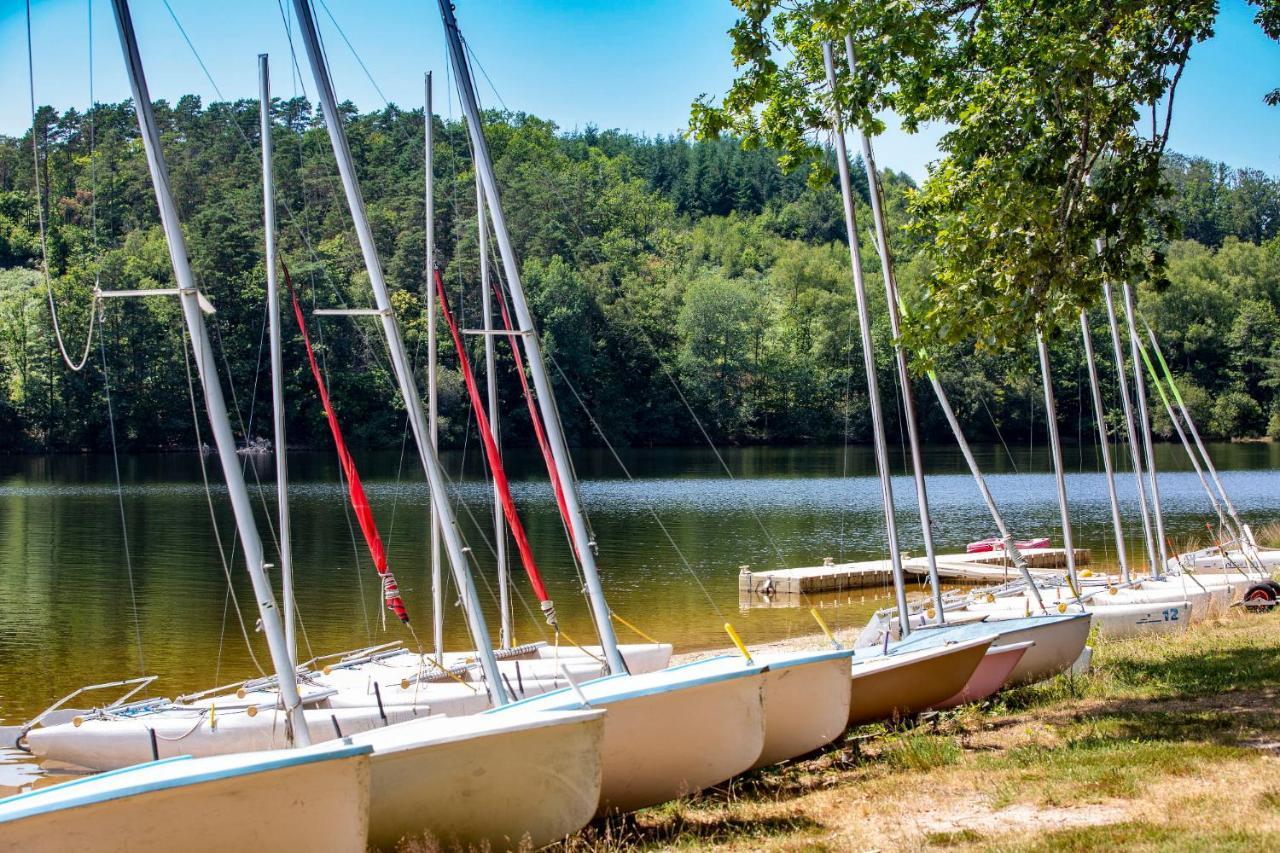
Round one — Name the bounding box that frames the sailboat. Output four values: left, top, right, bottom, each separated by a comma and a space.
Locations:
0, 740, 373, 853
27, 7, 611, 850
823, 38, 1068, 709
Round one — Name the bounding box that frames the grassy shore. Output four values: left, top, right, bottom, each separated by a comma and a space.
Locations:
553, 609, 1280, 852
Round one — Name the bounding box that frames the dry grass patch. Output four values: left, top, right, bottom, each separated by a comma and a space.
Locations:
552, 611, 1280, 851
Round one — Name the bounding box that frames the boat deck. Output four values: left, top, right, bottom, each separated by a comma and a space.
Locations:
739, 548, 1091, 597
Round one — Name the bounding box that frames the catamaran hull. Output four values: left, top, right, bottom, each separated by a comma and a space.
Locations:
25, 704, 427, 772
0, 746, 370, 853
1092, 600, 1193, 637
970, 614, 1091, 685
846, 638, 991, 726
590, 671, 766, 814
356, 710, 605, 852
487, 657, 769, 816
751, 650, 854, 769
1167, 548, 1280, 573
931, 642, 1031, 710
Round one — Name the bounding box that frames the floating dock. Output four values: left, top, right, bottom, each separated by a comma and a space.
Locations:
739, 548, 1091, 598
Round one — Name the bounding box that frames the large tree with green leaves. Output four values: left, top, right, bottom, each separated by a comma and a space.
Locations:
691, 0, 1218, 361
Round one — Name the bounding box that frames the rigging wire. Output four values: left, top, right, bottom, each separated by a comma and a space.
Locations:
98, 308, 146, 676
180, 329, 268, 677
25, 0, 97, 372
548, 352, 725, 621
315, 0, 389, 106
274, 0, 308, 100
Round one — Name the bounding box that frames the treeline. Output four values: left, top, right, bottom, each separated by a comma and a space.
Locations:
1, 98, 1278, 454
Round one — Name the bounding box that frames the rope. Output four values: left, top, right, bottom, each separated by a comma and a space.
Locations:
25, 0, 97, 372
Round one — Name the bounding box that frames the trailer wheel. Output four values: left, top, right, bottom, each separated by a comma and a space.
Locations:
1243, 583, 1278, 611
1266, 580, 1280, 596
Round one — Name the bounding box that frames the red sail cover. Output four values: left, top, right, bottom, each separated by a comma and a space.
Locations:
488, 278, 580, 558
281, 261, 409, 624
433, 269, 553, 606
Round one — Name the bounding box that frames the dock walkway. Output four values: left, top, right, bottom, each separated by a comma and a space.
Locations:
739, 548, 1090, 597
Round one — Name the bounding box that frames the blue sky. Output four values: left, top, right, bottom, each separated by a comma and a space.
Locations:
2, 0, 1278, 180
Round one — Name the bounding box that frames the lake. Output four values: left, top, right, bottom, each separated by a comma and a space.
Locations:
1, 441, 1277, 738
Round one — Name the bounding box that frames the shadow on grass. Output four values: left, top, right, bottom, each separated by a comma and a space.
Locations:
550, 809, 824, 852
985, 819, 1272, 852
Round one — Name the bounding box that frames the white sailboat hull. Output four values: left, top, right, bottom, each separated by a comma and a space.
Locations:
1167, 547, 1280, 574
1092, 600, 1193, 637
353, 710, 605, 852
0, 743, 371, 853
25, 704, 427, 772
751, 650, 854, 769
490, 656, 768, 815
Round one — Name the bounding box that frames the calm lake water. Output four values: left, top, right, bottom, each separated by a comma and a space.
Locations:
1, 441, 1277, 741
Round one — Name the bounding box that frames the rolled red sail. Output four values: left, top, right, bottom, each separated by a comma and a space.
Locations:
433, 269, 554, 617
281, 260, 409, 624
488, 278, 580, 558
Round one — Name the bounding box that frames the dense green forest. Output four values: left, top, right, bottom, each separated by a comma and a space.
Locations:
1, 98, 1279, 453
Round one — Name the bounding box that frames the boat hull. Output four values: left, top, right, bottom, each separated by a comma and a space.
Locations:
0, 744, 370, 853
25, 704, 427, 772
354, 710, 605, 852
489, 657, 768, 815
751, 650, 854, 769
1092, 600, 1192, 637
847, 638, 991, 726
931, 641, 1032, 710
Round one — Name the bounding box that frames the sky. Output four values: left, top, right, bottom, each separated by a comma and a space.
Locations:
1, 0, 1278, 181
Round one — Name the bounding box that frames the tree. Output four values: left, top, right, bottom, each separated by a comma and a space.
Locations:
690, 0, 1217, 362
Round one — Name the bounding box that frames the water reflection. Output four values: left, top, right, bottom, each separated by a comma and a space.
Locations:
0, 442, 1275, 737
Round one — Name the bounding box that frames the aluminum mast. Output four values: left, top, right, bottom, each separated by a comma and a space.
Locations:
1102, 281, 1159, 574
1036, 331, 1080, 590
1081, 308, 1131, 582
477, 173, 511, 647
425, 71, 444, 664
844, 37, 944, 623
259, 54, 297, 665
823, 42, 911, 633
1122, 283, 1168, 577
112, 0, 311, 743
291, 0, 508, 702
437, 0, 627, 673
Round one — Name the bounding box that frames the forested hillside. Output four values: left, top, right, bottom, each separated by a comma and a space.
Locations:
1, 98, 1278, 453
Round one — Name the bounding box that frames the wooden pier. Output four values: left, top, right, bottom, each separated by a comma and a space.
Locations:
738, 548, 1091, 598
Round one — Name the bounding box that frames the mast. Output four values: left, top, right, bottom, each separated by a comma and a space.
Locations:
259, 54, 296, 666
844, 38, 943, 624
822, 42, 911, 634
1144, 324, 1261, 555
927, 372, 1046, 610
425, 71, 444, 665
1036, 331, 1079, 589
111, 0, 311, 743
1137, 338, 1231, 537
1081, 308, 1131, 582
477, 172, 511, 647
291, 0, 508, 703
437, 0, 627, 673
1122, 283, 1168, 577
1102, 280, 1160, 574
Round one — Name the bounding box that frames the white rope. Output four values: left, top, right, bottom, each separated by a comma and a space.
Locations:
25, 0, 97, 372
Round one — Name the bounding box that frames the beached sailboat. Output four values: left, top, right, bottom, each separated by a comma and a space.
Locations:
27, 10, 610, 850
0, 741, 373, 853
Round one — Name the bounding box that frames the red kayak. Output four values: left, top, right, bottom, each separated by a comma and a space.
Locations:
966, 536, 1050, 554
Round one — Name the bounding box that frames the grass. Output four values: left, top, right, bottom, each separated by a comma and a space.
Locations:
546, 610, 1280, 852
